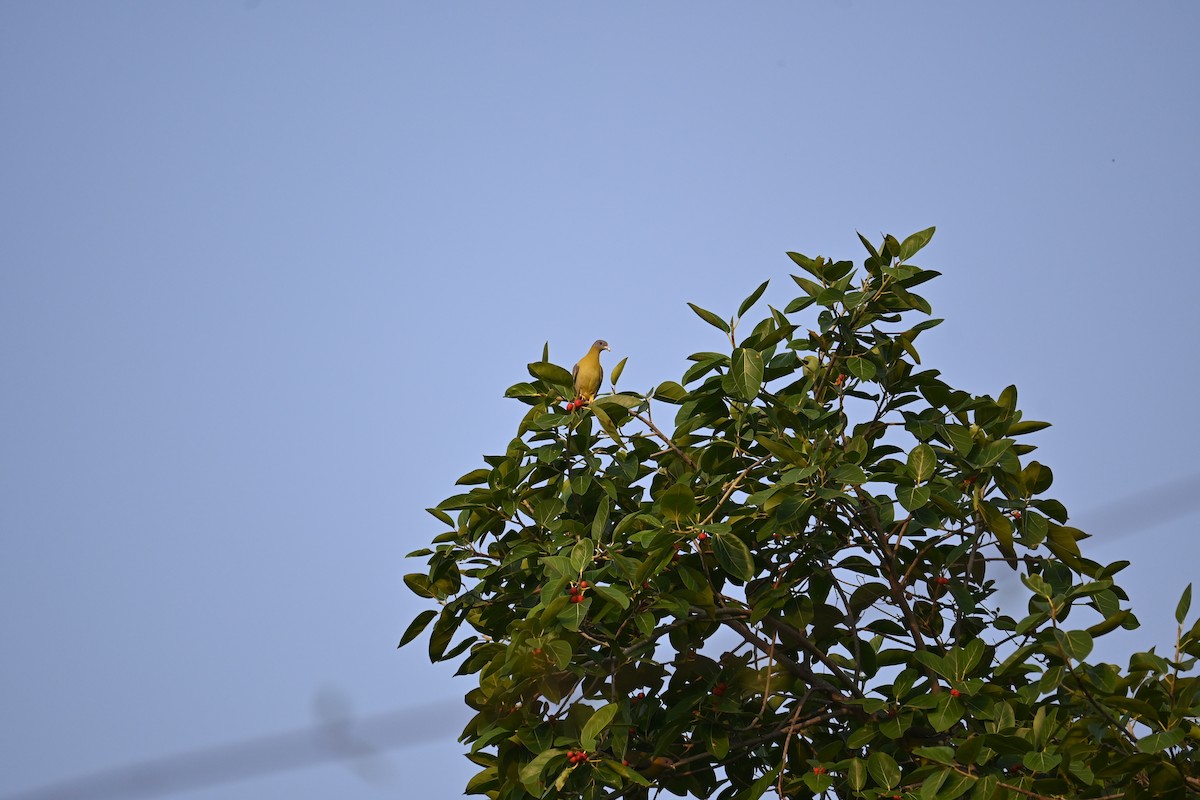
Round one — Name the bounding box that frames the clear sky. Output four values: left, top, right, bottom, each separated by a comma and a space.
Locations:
2, 3, 1198, 798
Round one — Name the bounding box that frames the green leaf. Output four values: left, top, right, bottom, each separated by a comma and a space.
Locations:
857, 231, 879, 258
455, 467, 491, 485
1022, 751, 1061, 772
709, 730, 729, 760
609, 356, 627, 386
788, 253, 824, 280
918, 769, 949, 799
398, 609, 437, 647
908, 443, 937, 482
556, 596, 591, 631
867, 751, 901, 789
942, 424, 974, 455
688, 302, 730, 333
659, 484, 696, 523
899, 226, 936, 261
929, 692, 965, 732
653, 381, 687, 403
846, 355, 876, 381
591, 497, 610, 540
589, 403, 625, 447
730, 348, 765, 402
465, 766, 498, 795
1009, 420, 1051, 436
404, 573, 434, 598
1022, 461, 1054, 495
1178, 583, 1193, 625
527, 361, 573, 387
972, 439, 1010, 469
997, 384, 1017, 412
847, 758, 868, 791
981, 502, 1016, 559
1054, 629, 1093, 661
532, 498, 566, 530
592, 584, 630, 609
830, 463, 868, 485
546, 639, 572, 669
912, 746, 955, 765
1068, 759, 1095, 785
1137, 727, 1186, 753
712, 531, 755, 582
540, 554, 576, 579
570, 538, 595, 573
1087, 609, 1134, 637
897, 484, 931, 511
738, 279, 770, 318
519, 748, 562, 795
580, 702, 619, 750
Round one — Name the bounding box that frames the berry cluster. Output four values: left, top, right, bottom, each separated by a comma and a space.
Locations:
567, 581, 589, 603
567, 749, 588, 765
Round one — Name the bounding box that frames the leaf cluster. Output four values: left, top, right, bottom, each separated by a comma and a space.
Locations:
403, 229, 1200, 800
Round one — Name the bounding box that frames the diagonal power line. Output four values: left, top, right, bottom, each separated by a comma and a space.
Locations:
4, 474, 1199, 800
1, 699, 464, 800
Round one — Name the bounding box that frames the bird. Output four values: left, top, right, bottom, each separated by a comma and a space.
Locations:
571, 339, 610, 406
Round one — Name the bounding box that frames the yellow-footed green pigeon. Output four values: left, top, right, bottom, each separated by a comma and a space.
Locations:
572, 339, 610, 405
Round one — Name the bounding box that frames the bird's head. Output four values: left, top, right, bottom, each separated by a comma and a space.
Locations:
593, 339, 610, 353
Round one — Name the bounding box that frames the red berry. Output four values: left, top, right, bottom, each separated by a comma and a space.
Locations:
532, 648, 542, 655
934, 576, 949, 586
812, 765, 826, 775
712, 682, 727, 697
1011, 510, 1022, 519
570, 594, 584, 603
622, 759, 629, 766
579, 580, 589, 589
696, 532, 708, 541
950, 688, 961, 697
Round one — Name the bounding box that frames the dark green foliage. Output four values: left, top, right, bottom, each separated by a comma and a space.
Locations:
404, 229, 1200, 799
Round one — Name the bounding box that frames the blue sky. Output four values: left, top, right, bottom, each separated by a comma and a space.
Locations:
2, 3, 1198, 798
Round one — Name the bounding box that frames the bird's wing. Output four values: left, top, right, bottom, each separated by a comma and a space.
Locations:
572, 361, 580, 385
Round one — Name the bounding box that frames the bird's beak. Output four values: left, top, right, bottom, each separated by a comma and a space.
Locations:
604, 344, 611, 351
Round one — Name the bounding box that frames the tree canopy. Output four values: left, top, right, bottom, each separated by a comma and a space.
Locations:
402, 229, 1200, 800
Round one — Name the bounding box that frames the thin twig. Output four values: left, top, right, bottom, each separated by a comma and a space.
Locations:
633, 409, 698, 471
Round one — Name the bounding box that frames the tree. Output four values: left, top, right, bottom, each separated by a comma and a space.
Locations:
401, 229, 1200, 799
